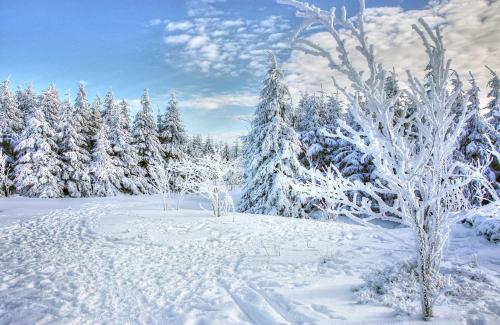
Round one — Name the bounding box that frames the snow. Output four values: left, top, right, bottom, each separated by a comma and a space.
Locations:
1, 193, 499, 324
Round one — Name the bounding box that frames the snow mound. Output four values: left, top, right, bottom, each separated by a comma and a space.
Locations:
461, 214, 500, 243
354, 260, 497, 317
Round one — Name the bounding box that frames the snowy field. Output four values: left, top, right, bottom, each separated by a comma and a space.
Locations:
1, 194, 499, 324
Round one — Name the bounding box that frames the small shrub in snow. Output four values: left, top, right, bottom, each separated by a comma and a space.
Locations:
176, 151, 237, 218
354, 261, 492, 316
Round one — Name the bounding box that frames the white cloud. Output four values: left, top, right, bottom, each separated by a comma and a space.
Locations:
164, 34, 192, 44
221, 19, 245, 28
149, 19, 162, 26
165, 21, 194, 32
187, 0, 227, 17
181, 92, 258, 110
161, 14, 292, 76
187, 35, 210, 49
283, 0, 500, 104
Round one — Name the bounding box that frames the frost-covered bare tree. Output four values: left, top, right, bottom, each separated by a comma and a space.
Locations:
154, 160, 174, 211
279, 0, 500, 320
176, 151, 237, 218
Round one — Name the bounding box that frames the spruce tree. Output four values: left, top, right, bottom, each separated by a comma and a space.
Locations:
39, 83, 62, 131
74, 82, 93, 151
14, 98, 62, 197
459, 76, 490, 164
90, 121, 118, 196
115, 99, 146, 194
484, 67, 500, 190
0, 79, 23, 167
203, 136, 216, 155
59, 96, 92, 197
16, 84, 36, 122
231, 140, 241, 160
89, 94, 103, 151
191, 135, 204, 158
158, 93, 188, 161
238, 55, 305, 218
133, 89, 164, 192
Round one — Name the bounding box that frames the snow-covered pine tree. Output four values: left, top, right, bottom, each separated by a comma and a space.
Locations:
59, 95, 92, 197
88, 94, 103, 151
189, 134, 204, 158
238, 54, 305, 218
39, 83, 62, 131
0, 80, 23, 176
222, 142, 231, 161
74, 82, 93, 151
457, 75, 491, 205
296, 92, 345, 168
116, 99, 146, 194
14, 96, 62, 198
133, 89, 164, 192
203, 136, 216, 155
16, 84, 36, 122
459, 76, 490, 164
485, 67, 500, 186
450, 71, 465, 126
158, 93, 188, 161
103, 92, 146, 194
330, 111, 374, 182
231, 140, 241, 160
101, 90, 125, 190
0, 148, 13, 196
90, 121, 118, 196
119, 99, 132, 132
296, 92, 317, 133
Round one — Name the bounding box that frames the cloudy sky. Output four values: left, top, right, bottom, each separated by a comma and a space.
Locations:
0, 0, 498, 141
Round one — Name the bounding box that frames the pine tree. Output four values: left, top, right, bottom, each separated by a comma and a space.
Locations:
74, 82, 93, 151
190, 135, 204, 158
459, 76, 490, 164
222, 142, 231, 161
115, 99, 146, 194
0, 79, 23, 168
203, 136, 216, 155
158, 93, 188, 161
39, 83, 62, 131
88, 94, 103, 151
102, 90, 125, 190
485, 67, 500, 186
238, 55, 305, 218
59, 96, 92, 197
456, 75, 491, 205
133, 89, 164, 192
0, 148, 13, 196
14, 98, 62, 197
16, 84, 37, 122
90, 122, 118, 196
231, 140, 241, 160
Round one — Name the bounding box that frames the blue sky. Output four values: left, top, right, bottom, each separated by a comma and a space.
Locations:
0, 0, 437, 140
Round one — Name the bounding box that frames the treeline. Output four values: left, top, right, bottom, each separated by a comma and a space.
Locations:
0, 81, 241, 197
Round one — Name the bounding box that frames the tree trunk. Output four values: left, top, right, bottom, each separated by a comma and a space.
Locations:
417, 233, 433, 321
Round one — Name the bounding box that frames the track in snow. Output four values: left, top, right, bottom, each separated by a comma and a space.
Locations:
0, 204, 360, 324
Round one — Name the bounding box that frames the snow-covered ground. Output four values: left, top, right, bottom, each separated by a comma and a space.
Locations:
1, 194, 499, 324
